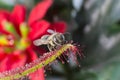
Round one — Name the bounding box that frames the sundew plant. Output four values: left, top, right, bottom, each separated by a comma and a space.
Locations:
0, 42, 83, 80
0, 0, 83, 80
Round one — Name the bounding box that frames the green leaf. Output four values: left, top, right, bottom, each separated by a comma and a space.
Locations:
0, 1, 13, 10
98, 63, 120, 80
107, 24, 120, 36
74, 70, 97, 80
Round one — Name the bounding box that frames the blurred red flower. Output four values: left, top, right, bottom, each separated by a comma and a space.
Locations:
0, 0, 66, 80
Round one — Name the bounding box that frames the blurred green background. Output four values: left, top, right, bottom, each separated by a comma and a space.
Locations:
1, 0, 120, 80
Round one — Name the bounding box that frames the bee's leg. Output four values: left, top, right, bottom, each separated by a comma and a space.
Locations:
53, 37, 62, 46
56, 36, 62, 43
58, 34, 65, 42
47, 44, 52, 51
56, 34, 65, 44
48, 44, 55, 51
53, 39, 61, 46
52, 40, 62, 50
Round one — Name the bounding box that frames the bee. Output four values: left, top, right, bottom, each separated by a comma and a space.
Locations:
33, 29, 69, 51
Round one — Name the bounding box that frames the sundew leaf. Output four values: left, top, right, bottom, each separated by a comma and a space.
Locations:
0, 43, 82, 80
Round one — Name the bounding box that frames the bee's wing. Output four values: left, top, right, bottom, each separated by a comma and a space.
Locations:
41, 35, 49, 40
47, 29, 55, 34
33, 35, 49, 46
